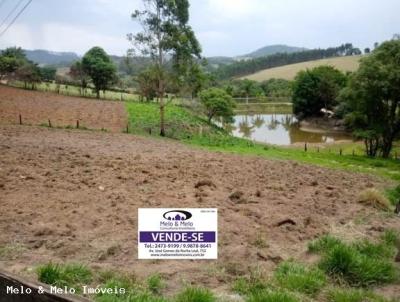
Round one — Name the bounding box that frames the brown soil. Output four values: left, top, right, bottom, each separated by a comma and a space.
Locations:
0, 85, 127, 132
1, 124, 399, 296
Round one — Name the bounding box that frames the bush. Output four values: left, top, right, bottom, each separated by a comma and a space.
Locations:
175, 287, 215, 302
274, 261, 326, 295
385, 185, 400, 205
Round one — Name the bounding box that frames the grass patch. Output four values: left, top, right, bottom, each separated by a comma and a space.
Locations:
147, 274, 164, 295
357, 189, 391, 211
309, 235, 399, 287
327, 287, 390, 302
125, 102, 218, 139
175, 287, 215, 302
247, 290, 300, 302
37, 263, 92, 291
308, 235, 344, 254
274, 261, 326, 296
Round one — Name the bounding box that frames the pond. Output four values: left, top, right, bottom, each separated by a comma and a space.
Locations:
225, 113, 351, 146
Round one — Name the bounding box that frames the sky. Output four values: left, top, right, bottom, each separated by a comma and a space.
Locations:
0, 0, 399, 57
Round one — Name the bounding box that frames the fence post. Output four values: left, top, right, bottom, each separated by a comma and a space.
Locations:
304, 143, 307, 152
76, 120, 79, 129
352, 149, 355, 156
126, 124, 129, 134
317, 147, 320, 153
19, 114, 22, 125
339, 148, 342, 156
48, 119, 52, 128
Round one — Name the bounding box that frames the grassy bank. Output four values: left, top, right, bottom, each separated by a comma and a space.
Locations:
125, 101, 400, 182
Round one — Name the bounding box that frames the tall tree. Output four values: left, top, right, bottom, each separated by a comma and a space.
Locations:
82, 47, 117, 99
341, 40, 400, 158
128, 0, 201, 136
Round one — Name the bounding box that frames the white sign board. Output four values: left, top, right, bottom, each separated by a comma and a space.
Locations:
138, 208, 218, 259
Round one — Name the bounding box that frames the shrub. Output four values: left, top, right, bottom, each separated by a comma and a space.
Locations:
274, 261, 326, 295
232, 276, 268, 295
247, 290, 299, 302
175, 287, 215, 302
357, 189, 391, 210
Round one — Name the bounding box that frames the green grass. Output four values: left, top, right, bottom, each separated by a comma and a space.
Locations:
37, 263, 92, 291
125, 102, 219, 139
308, 235, 399, 287
175, 287, 215, 302
184, 133, 400, 181
147, 274, 164, 295
274, 261, 326, 296
385, 185, 400, 205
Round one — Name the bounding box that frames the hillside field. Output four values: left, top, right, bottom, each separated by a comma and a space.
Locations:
243, 55, 363, 81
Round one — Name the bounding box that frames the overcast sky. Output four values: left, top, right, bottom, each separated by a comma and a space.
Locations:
0, 0, 399, 57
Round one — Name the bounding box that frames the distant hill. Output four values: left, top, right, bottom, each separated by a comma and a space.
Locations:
24, 49, 80, 67
242, 55, 362, 81
238, 44, 308, 59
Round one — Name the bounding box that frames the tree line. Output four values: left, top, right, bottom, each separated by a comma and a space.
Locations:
213, 43, 362, 80
0, 47, 56, 89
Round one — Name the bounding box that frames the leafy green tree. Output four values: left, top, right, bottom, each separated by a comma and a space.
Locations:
69, 60, 89, 95
0, 47, 28, 79
199, 88, 236, 123
128, 0, 201, 136
341, 40, 400, 158
39, 66, 56, 82
235, 79, 263, 103
364, 48, 371, 54
82, 47, 117, 98
292, 66, 347, 117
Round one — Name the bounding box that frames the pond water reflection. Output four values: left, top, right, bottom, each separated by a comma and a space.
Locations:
225, 113, 351, 145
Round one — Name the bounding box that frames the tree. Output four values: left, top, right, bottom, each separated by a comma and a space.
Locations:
341, 40, 400, 158
39, 66, 56, 82
69, 60, 89, 95
199, 88, 236, 123
81, 47, 117, 98
292, 66, 347, 118
136, 67, 158, 101
128, 0, 201, 136
15, 62, 41, 89
0, 47, 28, 80
364, 48, 371, 54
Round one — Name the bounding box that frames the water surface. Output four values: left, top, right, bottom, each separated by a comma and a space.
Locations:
226, 113, 350, 145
